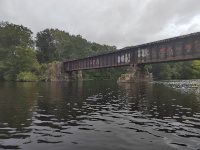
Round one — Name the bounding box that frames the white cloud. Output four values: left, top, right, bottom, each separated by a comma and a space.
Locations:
0, 0, 200, 48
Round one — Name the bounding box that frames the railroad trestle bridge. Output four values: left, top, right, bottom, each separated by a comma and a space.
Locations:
63, 32, 200, 82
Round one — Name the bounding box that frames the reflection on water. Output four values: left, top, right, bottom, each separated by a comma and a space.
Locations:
0, 80, 200, 150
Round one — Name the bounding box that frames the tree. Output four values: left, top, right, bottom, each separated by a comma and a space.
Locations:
148, 61, 198, 80
35, 28, 117, 64
192, 60, 200, 78
90, 42, 117, 55
3, 46, 39, 80
151, 63, 172, 80
50, 29, 71, 61
36, 29, 56, 63
68, 35, 92, 59
0, 22, 38, 80
169, 62, 183, 79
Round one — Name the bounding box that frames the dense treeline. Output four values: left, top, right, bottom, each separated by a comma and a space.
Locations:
0, 21, 124, 81
0, 21, 200, 81
147, 60, 200, 80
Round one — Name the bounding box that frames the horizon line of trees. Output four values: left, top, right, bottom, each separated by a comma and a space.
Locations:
0, 21, 200, 81
0, 21, 123, 81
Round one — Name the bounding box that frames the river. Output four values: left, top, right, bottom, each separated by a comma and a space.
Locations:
0, 80, 200, 150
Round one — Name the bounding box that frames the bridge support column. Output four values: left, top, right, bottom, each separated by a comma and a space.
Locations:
72, 70, 83, 81
45, 61, 83, 81
66, 70, 83, 81
117, 64, 152, 83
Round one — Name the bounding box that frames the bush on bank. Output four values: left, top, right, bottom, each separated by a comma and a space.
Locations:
16, 72, 38, 82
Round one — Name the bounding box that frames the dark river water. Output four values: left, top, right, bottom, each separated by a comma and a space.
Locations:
0, 80, 200, 150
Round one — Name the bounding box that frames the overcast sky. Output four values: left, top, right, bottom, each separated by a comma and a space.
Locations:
1, 0, 200, 48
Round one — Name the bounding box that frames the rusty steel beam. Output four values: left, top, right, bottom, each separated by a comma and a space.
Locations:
64, 32, 200, 72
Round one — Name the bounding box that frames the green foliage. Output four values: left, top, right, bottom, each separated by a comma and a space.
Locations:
16, 72, 37, 82
169, 62, 182, 79
36, 63, 48, 81
49, 61, 56, 72
179, 61, 195, 79
35, 28, 117, 63
71, 75, 79, 81
151, 64, 171, 80
90, 43, 117, 55
2, 46, 39, 80
36, 29, 57, 63
192, 60, 200, 78
148, 61, 199, 80
40, 73, 49, 81
50, 29, 71, 61
2, 21, 200, 81
35, 28, 119, 80
83, 67, 127, 80
35, 29, 92, 63
145, 65, 152, 73
0, 21, 34, 49
0, 22, 39, 81
39, 63, 47, 74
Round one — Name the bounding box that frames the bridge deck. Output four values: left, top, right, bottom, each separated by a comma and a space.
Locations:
64, 32, 200, 72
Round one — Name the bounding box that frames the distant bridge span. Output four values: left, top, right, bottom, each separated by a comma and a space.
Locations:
64, 32, 200, 72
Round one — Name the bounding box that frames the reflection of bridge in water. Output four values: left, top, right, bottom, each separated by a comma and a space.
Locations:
63, 32, 200, 81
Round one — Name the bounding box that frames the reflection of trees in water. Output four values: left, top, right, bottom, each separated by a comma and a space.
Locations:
158, 80, 200, 101
35, 82, 83, 123
0, 81, 85, 148
0, 82, 39, 127
117, 82, 151, 114
0, 82, 40, 149
149, 83, 200, 119
1, 81, 200, 149
118, 81, 200, 120
118, 81, 200, 149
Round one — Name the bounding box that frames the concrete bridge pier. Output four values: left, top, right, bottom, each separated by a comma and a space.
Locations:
65, 70, 83, 81
72, 70, 83, 81
117, 64, 152, 83
45, 61, 83, 81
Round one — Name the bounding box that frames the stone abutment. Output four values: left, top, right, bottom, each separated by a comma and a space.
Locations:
46, 61, 83, 81
117, 65, 152, 83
